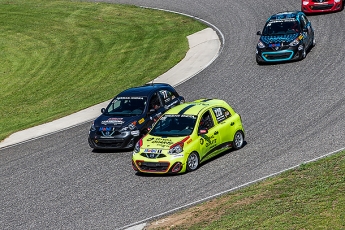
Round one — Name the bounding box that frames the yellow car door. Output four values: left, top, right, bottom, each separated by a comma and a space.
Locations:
197, 110, 221, 162
211, 106, 236, 148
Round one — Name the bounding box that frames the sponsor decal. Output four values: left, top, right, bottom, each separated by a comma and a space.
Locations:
206, 138, 217, 148
101, 118, 124, 125
187, 138, 192, 144
269, 43, 281, 48
99, 126, 113, 132
147, 137, 155, 141
200, 138, 204, 145
163, 114, 197, 119
151, 138, 174, 146
144, 149, 162, 153
99, 126, 115, 137
201, 134, 217, 148
298, 35, 303, 40
131, 130, 140, 136
116, 97, 144, 100
168, 99, 179, 106
173, 154, 184, 158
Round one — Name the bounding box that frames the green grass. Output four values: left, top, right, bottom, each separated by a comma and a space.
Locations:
0, 0, 206, 141
148, 151, 345, 229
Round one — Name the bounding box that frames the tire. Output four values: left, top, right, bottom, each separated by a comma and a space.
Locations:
256, 56, 264, 65
232, 131, 244, 150
301, 46, 306, 60
312, 37, 316, 47
186, 152, 200, 172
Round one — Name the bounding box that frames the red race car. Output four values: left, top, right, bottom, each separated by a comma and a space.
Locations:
302, 0, 344, 14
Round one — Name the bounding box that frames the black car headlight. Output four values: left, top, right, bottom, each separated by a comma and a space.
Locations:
133, 139, 142, 154
120, 125, 140, 136
90, 122, 96, 132
120, 122, 136, 132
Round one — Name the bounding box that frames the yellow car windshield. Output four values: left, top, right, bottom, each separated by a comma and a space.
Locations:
150, 115, 196, 137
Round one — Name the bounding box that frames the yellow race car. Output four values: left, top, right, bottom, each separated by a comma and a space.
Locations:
132, 99, 245, 174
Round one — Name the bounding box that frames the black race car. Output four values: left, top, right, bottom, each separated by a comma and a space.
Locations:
88, 83, 185, 150
256, 11, 315, 64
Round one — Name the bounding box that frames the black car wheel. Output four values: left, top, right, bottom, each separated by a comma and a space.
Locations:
186, 152, 200, 172
301, 46, 306, 60
232, 131, 244, 150
256, 56, 264, 65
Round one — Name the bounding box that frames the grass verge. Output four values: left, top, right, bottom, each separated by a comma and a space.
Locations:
0, 0, 206, 141
146, 150, 345, 229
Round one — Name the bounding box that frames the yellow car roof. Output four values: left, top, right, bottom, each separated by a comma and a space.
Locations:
165, 99, 232, 116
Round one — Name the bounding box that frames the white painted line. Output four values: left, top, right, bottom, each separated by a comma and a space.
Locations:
121, 146, 345, 230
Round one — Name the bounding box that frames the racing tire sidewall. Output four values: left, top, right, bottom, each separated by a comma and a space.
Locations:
301, 46, 306, 60
312, 37, 316, 47
186, 152, 200, 172
233, 131, 244, 150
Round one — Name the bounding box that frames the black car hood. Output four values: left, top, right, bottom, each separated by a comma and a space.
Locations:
94, 114, 145, 130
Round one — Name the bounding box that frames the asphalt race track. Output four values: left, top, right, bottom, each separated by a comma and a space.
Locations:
1, 1, 345, 229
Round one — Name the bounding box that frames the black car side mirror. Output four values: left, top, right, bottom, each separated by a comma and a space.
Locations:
257, 31, 262, 35
101, 108, 106, 114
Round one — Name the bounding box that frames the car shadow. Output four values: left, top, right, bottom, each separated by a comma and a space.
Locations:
91, 148, 133, 154
198, 141, 248, 169
134, 171, 181, 177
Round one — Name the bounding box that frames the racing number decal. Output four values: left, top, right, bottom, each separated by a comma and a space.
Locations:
213, 107, 231, 123
214, 108, 222, 117
160, 90, 168, 99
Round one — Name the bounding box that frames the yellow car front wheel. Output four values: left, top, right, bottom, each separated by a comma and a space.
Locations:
186, 152, 200, 172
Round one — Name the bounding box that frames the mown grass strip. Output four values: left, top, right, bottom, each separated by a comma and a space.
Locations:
0, 0, 206, 140
147, 151, 345, 229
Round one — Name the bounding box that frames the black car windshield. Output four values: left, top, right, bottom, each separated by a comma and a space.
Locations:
105, 97, 147, 116
262, 20, 300, 36
150, 114, 197, 137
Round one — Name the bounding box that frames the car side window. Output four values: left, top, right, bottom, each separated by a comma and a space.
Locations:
300, 15, 307, 29
212, 107, 231, 123
158, 89, 176, 106
107, 99, 121, 113
149, 93, 161, 111
199, 111, 214, 130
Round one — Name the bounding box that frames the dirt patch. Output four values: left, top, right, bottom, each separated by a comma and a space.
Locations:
144, 193, 265, 229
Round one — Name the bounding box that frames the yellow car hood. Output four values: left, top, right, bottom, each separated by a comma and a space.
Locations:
141, 135, 191, 150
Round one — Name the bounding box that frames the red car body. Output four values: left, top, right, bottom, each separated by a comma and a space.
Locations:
302, 0, 344, 14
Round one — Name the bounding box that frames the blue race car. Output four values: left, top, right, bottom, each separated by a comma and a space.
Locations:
88, 83, 185, 150
256, 11, 315, 64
